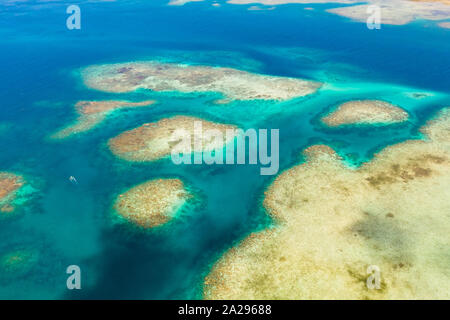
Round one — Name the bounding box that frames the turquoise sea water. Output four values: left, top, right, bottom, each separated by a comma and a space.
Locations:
0, 0, 449, 299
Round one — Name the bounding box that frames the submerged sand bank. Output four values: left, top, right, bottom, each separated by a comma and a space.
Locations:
0, 249, 39, 278
327, 0, 450, 27
228, 0, 356, 4
108, 115, 238, 162
51, 100, 155, 139
114, 178, 192, 228
190, 0, 450, 28
438, 22, 450, 28
204, 108, 450, 299
321, 100, 409, 127
82, 61, 321, 103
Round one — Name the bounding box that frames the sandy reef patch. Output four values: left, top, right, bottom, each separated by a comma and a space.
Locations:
190, 0, 450, 28
0, 172, 26, 214
321, 100, 409, 127
327, 0, 450, 26
82, 61, 321, 103
51, 100, 155, 139
438, 21, 450, 28
204, 107, 450, 299
108, 115, 238, 162
0, 249, 39, 278
114, 178, 192, 228
228, 0, 357, 4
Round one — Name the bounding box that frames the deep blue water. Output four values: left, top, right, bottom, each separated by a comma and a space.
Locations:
0, 0, 449, 299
